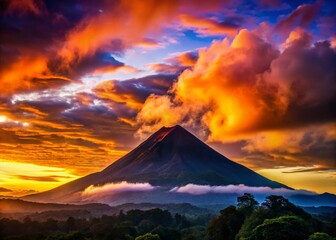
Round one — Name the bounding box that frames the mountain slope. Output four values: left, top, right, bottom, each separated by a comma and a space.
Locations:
99, 125, 286, 187
24, 125, 288, 203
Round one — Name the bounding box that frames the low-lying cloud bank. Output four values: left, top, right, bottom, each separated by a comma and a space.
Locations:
170, 184, 314, 196
80, 182, 316, 201
82, 181, 156, 197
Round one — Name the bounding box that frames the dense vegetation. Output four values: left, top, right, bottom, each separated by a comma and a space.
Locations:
0, 194, 335, 240
0, 208, 211, 240
206, 194, 336, 240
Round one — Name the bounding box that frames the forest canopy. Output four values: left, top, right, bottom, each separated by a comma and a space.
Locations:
1, 194, 335, 240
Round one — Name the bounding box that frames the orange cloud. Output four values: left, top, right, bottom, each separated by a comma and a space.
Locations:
94, 74, 174, 111
136, 38, 164, 49
242, 123, 336, 154
166, 50, 199, 67
138, 29, 279, 140
149, 50, 199, 74
282, 27, 312, 48
149, 63, 184, 74
59, 0, 222, 65
0, 55, 70, 95
331, 37, 336, 48
94, 81, 143, 110
179, 14, 240, 36
93, 65, 140, 75
137, 29, 336, 143
0, 96, 133, 176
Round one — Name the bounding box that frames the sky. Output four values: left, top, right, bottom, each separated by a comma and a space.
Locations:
0, 0, 335, 196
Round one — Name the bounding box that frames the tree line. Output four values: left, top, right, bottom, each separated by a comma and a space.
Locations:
0, 194, 335, 240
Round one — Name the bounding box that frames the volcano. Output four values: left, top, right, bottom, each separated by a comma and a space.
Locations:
24, 125, 288, 204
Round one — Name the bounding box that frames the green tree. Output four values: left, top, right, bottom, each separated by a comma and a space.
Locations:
145, 209, 174, 227
174, 213, 190, 229
43, 219, 59, 232
65, 217, 76, 232
181, 226, 206, 240
237, 193, 259, 216
262, 195, 291, 209
236, 208, 272, 240
151, 226, 181, 240
90, 222, 106, 239
248, 215, 312, 240
261, 195, 312, 219
237, 195, 317, 240
104, 221, 137, 240
138, 220, 155, 235
206, 206, 244, 240
45, 231, 89, 240
307, 232, 335, 240
135, 233, 161, 240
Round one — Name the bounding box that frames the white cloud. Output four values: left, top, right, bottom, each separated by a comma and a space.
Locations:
170, 184, 314, 196
82, 181, 155, 198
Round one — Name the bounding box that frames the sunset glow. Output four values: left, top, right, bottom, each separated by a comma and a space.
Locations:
0, 161, 78, 196
0, 0, 335, 196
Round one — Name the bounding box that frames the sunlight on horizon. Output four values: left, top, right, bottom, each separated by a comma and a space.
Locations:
258, 167, 336, 195
0, 160, 79, 196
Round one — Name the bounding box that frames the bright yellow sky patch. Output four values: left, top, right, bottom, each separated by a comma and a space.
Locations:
258, 167, 336, 194
0, 160, 79, 196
